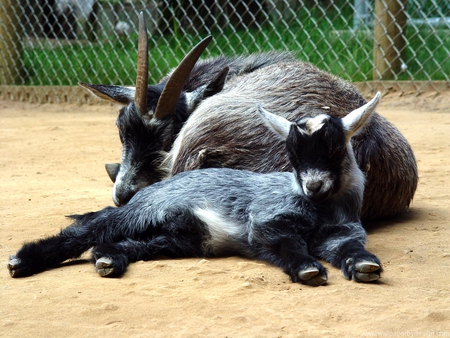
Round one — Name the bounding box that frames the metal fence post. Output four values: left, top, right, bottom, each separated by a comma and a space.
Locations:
373, 0, 407, 80
0, 0, 23, 85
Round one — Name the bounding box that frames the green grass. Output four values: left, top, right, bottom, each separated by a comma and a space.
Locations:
399, 27, 450, 81
21, 10, 450, 86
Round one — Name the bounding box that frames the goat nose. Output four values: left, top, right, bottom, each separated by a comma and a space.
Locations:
117, 193, 133, 206
306, 180, 323, 194
113, 186, 136, 206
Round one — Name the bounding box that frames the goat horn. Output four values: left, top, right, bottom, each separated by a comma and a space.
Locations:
134, 12, 148, 116
154, 36, 212, 120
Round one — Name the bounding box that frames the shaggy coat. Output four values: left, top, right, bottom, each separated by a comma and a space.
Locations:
82, 14, 417, 221
167, 62, 418, 221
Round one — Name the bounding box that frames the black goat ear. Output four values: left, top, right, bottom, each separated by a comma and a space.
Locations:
105, 163, 121, 183
79, 82, 135, 105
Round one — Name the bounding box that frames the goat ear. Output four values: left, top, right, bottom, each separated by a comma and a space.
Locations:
185, 66, 229, 111
342, 91, 381, 140
105, 163, 121, 183
79, 82, 135, 105
203, 66, 229, 99
257, 104, 291, 140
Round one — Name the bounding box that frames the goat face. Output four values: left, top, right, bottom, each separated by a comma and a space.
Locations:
287, 115, 348, 201
112, 87, 188, 206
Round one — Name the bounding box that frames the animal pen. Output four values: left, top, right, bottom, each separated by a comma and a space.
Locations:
0, 0, 449, 101
2, 1, 450, 337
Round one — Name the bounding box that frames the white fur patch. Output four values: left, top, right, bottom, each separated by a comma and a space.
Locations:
194, 207, 242, 250
112, 163, 129, 206
185, 85, 207, 111
336, 144, 366, 199
298, 115, 330, 136
112, 182, 120, 206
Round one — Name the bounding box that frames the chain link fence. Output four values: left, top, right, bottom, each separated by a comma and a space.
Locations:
0, 0, 449, 102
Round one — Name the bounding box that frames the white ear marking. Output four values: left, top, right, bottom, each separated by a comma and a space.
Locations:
342, 91, 381, 140
256, 104, 292, 139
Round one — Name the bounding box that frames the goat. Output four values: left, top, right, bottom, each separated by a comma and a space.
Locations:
8, 93, 383, 286
167, 62, 418, 222
88, 16, 417, 221
79, 13, 295, 205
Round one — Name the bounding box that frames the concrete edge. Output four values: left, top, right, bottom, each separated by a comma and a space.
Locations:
1, 81, 449, 105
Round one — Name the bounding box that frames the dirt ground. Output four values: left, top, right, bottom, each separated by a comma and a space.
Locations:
1, 93, 449, 337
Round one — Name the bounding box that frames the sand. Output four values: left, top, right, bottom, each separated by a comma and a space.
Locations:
1, 93, 449, 337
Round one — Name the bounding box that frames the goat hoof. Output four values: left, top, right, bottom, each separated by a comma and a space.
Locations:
306, 274, 328, 286
355, 272, 380, 282
95, 257, 115, 277
298, 267, 319, 281
355, 261, 380, 273
354, 260, 381, 282
7, 257, 21, 277
298, 267, 327, 286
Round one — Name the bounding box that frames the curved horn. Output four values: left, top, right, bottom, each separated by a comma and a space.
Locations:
154, 36, 212, 120
134, 12, 148, 115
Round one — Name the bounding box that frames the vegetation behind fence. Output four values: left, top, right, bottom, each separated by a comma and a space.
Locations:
0, 0, 449, 99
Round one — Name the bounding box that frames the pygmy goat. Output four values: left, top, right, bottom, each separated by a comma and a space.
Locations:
8, 93, 383, 286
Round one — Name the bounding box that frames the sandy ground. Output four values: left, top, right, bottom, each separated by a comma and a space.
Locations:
1, 93, 450, 337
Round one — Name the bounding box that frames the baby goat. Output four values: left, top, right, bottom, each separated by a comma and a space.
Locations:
8, 93, 383, 285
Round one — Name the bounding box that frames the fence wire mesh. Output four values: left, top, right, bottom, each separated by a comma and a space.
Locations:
0, 0, 449, 99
